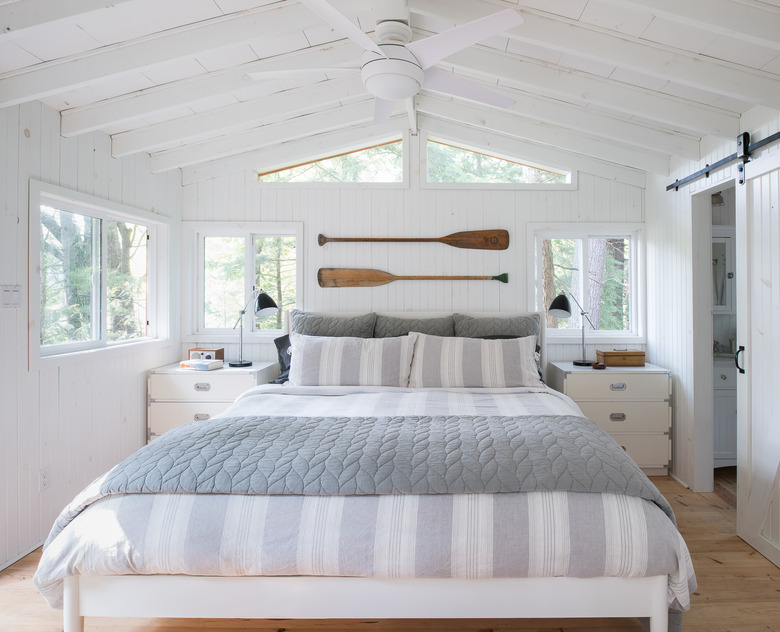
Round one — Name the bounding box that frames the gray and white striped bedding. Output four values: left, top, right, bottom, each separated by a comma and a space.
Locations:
34, 386, 696, 618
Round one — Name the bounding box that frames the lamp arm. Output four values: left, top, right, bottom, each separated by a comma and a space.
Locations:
565, 291, 596, 329
232, 289, 261, 330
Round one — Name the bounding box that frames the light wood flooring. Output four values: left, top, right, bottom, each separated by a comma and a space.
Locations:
1, 476, 778, 632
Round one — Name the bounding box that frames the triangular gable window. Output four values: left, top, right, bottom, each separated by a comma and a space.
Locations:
257, 140, 403, 183
426, 139, 570, 184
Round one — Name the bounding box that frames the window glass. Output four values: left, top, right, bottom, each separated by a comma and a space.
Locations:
106, 220, 148, 341
40, 205, 101, 346
427, 140, 569, 184
257, 140, 403, 183
254, 235, 296, 330
204, 236, 245, 329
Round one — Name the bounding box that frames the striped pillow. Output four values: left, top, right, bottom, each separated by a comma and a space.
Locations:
288, 333, 414, 387
408, 332, 543, 388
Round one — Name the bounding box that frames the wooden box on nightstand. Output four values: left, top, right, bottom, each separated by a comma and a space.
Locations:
147, 361, 278, 442
547, 361, 672, 476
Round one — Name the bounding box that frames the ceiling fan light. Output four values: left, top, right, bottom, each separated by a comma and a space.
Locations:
364, 72, 421, 100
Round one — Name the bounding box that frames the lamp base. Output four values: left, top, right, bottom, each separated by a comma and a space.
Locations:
228, 360, 253, 367
572, 359, 592, 367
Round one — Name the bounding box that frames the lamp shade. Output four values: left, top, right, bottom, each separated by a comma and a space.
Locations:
254, 291, 278, 317
548, 293, 572, 318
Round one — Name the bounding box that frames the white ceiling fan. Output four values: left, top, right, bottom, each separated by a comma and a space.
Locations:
249, 0, 524, 131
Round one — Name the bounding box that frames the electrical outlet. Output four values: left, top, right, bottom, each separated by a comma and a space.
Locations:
38, 467, 50, 492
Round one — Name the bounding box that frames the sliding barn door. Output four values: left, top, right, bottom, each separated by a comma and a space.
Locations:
736, 161, 780, 567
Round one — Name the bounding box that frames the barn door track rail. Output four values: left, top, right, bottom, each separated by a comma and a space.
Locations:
667, 131, 780, 191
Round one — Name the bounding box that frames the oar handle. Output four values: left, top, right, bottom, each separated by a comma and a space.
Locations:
395, 273, 509, 283
319, 235, 438, 245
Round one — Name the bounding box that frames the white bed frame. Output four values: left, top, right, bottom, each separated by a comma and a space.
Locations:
63, 574, 670, 632
61, 312, 669, 631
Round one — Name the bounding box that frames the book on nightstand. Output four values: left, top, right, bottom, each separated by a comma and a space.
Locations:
179, 359, 224, 371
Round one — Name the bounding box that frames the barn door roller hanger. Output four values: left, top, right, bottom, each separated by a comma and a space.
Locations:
667, 131, 780, 192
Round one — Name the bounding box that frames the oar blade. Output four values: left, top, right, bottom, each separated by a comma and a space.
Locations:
317, 268, 395, 288
441, 229, 509, 250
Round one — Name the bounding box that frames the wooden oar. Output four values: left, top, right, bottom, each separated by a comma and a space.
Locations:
318, 268, 509, 288
318, 229, 509, 250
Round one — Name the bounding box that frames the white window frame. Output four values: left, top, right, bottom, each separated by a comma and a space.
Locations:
182, 221, 303, 342
527, 223, 646, 345
29, 180, 171, 368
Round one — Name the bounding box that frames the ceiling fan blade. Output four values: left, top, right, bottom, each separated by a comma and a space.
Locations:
300, 0, 386, 57
246, 66, 359, 80
423, 68, 514, 108
407, 9, 523, 70
373, 97, 395, 124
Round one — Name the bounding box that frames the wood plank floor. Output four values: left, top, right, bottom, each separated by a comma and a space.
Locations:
1, 477, 778, 632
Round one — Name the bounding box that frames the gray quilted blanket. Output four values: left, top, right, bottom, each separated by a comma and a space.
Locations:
46, 413, 675, 546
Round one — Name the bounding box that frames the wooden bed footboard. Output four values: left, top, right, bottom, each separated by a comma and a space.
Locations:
63, 574, 669, 632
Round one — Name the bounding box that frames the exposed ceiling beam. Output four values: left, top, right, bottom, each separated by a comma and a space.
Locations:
151, 99, 393, 172
413, 0, 780, 109
601, 0, 780, 50
443, 46, 739, 139
0, 0, 136, 38
60, 40, 361, 136
181, 118, 408, 185
419, 115, 647, 189
416, 94, 670, 174
112, 75, 367, 157
0, 0, 368, 108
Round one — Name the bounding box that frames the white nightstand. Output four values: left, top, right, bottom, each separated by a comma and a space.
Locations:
547, 361, 672, 476
147, 361, 278, 441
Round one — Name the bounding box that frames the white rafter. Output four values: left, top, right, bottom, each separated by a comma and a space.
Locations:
0, 0, 137, 38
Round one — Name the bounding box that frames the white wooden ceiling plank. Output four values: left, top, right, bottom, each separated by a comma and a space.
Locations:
419, 115, 646, 188
0, 0, 136, 39
413, 0, 780, 109
415, 94, 670, 174
0, 39, 41, 72
603, 0, 780, 50
0, 0, 367, 108
445, 47, 739, 138
112, 75, 366, 157
151, 99, 384, 172
59, 40, 360, 136
181, 118, 408, 185
578, 0, 655, 36
12, 21, 101, 60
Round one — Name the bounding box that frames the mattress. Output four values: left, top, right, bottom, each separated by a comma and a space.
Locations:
34, 385, 696, 616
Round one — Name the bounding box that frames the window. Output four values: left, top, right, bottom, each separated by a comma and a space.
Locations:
426, 139, 570, 184
30, 181, 169, 359
256, 140, 403, 183
531, 225, 644, 340
186, 222, 302, 336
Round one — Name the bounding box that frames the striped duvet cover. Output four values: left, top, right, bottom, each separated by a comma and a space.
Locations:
34, 385, 696, 619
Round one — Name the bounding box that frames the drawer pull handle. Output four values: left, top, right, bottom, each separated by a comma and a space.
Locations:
609, 413, 627, 422
720, 374, 728, 380
610, 382, 627, 391
193, 413, 211, 422
194, 383, 211, 392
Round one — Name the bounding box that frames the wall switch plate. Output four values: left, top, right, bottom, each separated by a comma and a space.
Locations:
0, 285, 21, 309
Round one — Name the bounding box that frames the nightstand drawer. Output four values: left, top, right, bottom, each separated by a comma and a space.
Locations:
148, 402, 229, 439
713, 364, 736, 389
150, 372, 257, 402
577, 401, 670, 433
611, 433, 670, 468
563, 372, 669, 400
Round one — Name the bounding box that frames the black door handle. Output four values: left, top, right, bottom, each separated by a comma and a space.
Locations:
735, 345, 745, 374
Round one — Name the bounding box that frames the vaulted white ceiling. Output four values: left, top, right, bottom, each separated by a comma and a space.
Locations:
2, 0, 779, 184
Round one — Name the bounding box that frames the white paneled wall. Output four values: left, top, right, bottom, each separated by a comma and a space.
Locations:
181, 152, 645, 369
0, 102, 181, 570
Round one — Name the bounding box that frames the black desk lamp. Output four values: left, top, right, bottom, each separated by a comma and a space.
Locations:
229, 289, 278, 367
548, 291, 595, 367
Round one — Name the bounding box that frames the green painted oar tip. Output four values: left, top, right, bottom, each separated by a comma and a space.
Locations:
493, 273, 509, 283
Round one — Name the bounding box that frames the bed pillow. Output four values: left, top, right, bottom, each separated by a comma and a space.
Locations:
269, 334, 292, 384
290, 310, 376, 338
374, 315, 454, 338
407, 332, 543, 388
452, 312, 540, 338
288, 333, 414, 387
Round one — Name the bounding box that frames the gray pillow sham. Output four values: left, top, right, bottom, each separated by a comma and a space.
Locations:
374, 315, 454, 338
452, 312, 540, 338
290, 309, 376, 338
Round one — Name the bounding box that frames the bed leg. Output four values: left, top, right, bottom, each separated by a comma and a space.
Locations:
63, 577, 84, 632
648, 575, 669, 632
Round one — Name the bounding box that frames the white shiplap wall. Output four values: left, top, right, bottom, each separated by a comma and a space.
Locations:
0, 101, 182, 570
181, 148, 645, 370
646, 105, 780, 490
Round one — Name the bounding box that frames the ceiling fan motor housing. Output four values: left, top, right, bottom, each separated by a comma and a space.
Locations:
361, 20, 424, 101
